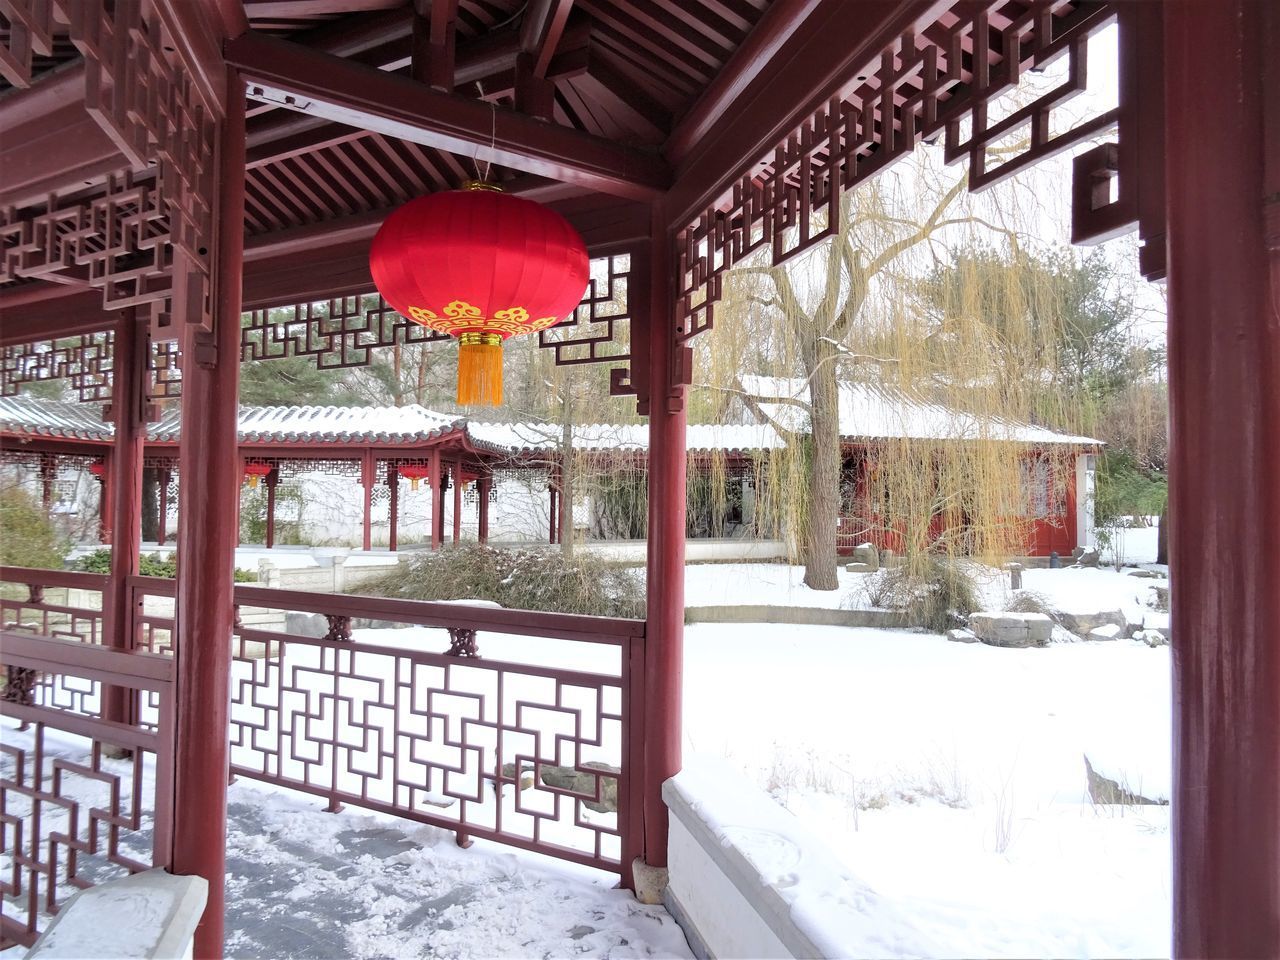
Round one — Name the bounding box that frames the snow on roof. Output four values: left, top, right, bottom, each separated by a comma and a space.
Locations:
468, 421, 784, 454
739, 375, 1101, 447
0, 396, 112, 441
0, 396, 783, 455
150, 403, 468, 445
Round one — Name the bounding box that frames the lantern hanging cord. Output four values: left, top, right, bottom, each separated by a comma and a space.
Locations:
477, 101, 497, 184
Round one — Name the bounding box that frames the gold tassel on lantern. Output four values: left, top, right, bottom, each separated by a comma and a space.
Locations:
457, 332, 504, 406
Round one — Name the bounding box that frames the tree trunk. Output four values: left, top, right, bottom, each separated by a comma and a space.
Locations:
559, 391, 574, 559
1157, 502, 1169, 565
803, 344, 841, 590
141, 467, 159, 543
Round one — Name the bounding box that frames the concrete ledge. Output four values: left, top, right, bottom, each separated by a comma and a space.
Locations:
684, 605, 907, 629
663, 759, 940, 959
27, 869, 207, 960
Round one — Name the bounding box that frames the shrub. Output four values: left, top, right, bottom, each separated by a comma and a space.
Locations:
847, 553, 979, 632
74, 548, 256, 582
1005, 590, 1053, 616
355, 543, 644, 619
0, 484, 68, 570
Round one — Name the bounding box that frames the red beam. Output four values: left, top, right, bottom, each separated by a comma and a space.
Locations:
0, 67, 124, 209
665, 0, 822, 163
1165, 1, 1280, 956
225, 31, 669, 200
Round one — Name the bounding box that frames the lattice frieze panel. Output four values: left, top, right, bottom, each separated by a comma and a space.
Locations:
675, 0, 1129, 352
0, 1, 217, 331
224, 627, 627, 868
148, 340, 182, 400
274, 459, 362, 480
0, 333, 113, 402
539, 254, 631, 369
243, 256, 634, 389
0, 0, 58, 88
241, 294, 452, 368
0, 722, 161, 947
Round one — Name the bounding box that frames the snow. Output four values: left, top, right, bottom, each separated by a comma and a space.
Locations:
682, 622, 1171, 958
683, 562, 867, 608
741, 375, 1101, 446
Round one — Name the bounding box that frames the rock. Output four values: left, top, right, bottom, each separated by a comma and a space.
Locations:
1084, 755, 1167, 805
500, 762, 535, 792
969, 611, 1053, 648
1139, 629, 1168, 647
1127, 569, 1161, 579
946, 628, 979, 644
1053, 609, 1127, 635
844, 562, 875, 574
1150, 585, 1170, 611
850, 542, 880, 571
538, 761, 620, 813
1071, 548, 1101, 568
1087, 624, 1123, 641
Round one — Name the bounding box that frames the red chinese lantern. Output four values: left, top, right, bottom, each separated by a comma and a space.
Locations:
88, 461, 105, 479
243, 462, 273, 489
398, 465, 431, 492
369, 182, 589, 407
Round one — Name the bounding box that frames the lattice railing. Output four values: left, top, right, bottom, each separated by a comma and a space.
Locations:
0, 632, 175, 949
126, 580, 645, 874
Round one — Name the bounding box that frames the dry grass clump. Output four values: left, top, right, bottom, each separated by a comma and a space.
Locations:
848, 553, 980, 632
355, 543, 644, 619
1004, 589, 1054, 616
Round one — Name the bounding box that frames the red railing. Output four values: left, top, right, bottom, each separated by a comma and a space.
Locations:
2, 566, 645, 879
138, 576, 645, 875
0, 626, 176, 948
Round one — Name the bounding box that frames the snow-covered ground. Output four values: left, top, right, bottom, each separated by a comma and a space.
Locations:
684, 623, 1171, 958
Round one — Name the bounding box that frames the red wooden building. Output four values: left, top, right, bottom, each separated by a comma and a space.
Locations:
0, 2, 1275, 958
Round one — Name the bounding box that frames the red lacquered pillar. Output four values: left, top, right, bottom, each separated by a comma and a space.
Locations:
388, 464, 399, 552
1166, 2, 1280, 956
103, 308, 146, 727
642, 202, 685, 869
361, 450, 374, 552
172, 67, 245, 960
452, 466, 462, 543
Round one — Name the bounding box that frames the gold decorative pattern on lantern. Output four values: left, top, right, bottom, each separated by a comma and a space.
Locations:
406, 301, 562, 339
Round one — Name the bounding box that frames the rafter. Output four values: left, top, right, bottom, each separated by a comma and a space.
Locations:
225, 31, 670, 201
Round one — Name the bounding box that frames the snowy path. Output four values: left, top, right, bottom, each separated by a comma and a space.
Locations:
222, 780, 691, 959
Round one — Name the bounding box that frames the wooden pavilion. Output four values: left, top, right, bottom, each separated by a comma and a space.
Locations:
0, 2, 1275, 957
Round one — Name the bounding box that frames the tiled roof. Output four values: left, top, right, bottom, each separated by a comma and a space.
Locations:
739, 375, 1102, 447
0, 396, 112, 441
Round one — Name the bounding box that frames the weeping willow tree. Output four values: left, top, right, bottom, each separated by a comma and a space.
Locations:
696, 146, 1155, 589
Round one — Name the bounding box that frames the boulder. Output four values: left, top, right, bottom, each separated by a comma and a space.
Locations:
844, 562, 876, 574
1053, 608, 1127, 635
1127, 569, 1162, 579
539, 761, 620, 813
946, 628, 979, 644
500, 762, 535, 791
969, 611, 1053, 648
1072, 547, 1101, 568
1084, 755, 1167, 805
1087, 624, 1123, 641
849, 543, 880, 571
1139, 629, 1169, 648
1150, 585, 1170, 611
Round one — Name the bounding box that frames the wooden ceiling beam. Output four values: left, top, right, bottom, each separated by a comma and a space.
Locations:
226, 31, 670, 200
